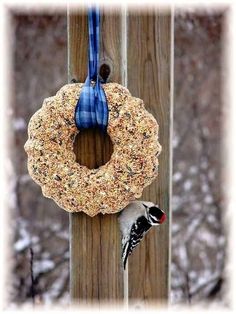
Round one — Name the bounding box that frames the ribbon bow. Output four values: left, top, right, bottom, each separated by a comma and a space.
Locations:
74, 7, 109, 132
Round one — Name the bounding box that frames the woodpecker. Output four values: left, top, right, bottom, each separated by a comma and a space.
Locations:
119, 201, 166, 269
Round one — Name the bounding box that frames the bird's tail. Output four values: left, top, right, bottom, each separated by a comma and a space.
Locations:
122, 242, 130, 270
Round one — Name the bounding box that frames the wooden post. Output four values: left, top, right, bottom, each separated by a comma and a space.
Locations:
127, 10, 172, 304
67, 6, 173, 306
68, 8, 124, 303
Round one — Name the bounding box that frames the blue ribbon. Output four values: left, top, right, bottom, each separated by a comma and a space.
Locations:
74, 7, 109, 132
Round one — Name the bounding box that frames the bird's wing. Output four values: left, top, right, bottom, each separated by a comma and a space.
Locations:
122, 216, 151, 269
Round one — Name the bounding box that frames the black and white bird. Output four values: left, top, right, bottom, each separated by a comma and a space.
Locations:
119, 201, 166, 269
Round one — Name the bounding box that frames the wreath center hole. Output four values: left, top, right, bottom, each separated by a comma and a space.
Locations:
73, 128, 113, 169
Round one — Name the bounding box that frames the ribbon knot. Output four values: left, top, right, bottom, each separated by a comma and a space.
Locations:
74, 7, 109, 132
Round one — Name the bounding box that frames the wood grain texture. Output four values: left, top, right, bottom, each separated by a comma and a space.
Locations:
127, 10, 172, 303
68, 9, 124, 302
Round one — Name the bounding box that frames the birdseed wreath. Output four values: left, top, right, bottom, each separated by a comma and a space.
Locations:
25, 83, 162, 216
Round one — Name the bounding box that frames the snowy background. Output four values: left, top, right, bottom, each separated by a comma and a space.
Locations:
7, 8, 227, 306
